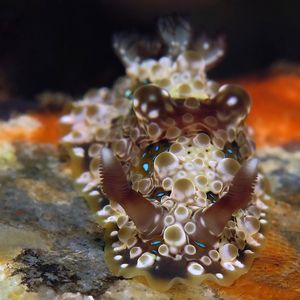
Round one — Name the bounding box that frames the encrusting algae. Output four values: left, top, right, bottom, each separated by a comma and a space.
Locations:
59, 17, 270, 291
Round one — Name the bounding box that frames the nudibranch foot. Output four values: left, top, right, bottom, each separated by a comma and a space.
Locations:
59, 17, 270, 291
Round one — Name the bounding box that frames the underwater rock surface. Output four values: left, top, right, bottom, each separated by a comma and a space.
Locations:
0, 142, 116, 299
0, 140, 299, 299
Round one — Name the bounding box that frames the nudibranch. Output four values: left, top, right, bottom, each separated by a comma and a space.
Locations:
60, 17, 270, 290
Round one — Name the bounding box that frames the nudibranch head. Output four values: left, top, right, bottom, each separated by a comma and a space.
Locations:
60, 17, 270, 291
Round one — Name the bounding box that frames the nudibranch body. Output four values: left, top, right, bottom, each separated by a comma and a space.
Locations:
60, 18, 270, 290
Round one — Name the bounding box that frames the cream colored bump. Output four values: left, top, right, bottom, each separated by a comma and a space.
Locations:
130, 127, 140, 141
171, 72, 180, 84
121, 263, 129, 269
76, 172, 92, 185
133, 98, 139, 107
162, 177, 173, 191
166, 127, 181, 139
227, 127, 236, 142
217, 158, 241, 176
172, 178, 195, 201
165, 103, 175, 113
212, 150, 225, 160
187, 262, 204, 276
180, 71, 191, 82
209, 250, 220, 262
184, 222, 196, 234
169, 246, 178, 255
147, 122, 162, 139
193, 133, 210, 147
169, 142, 184, 155
154, 152, 179, 178
236, 230, 246, 240
192, 79, 204, 90
216, 273, 224, 279
164, 215, 175, 226
193, 158, 204, 168
97, 205, 113, 217
198, 191, 207, 200
176, 170, 187, 179
148, 110, 159, 119
165, 117, 176, 126
114, 255, 122, 261
205, 170, 215, 181
60, 114, 74, 124
226, 96, 238, 107
138, 178, 152, 194
184, 162, 194, 171
174, 205, 190, 222
89, 190, 100, 197
73, 105, 84, 116
156, 78, 171, 88
240, 144, 251, 158
95, 128, 108, 141
200, 256, 212, 266
237, 132, 247, 145
222, 262, 235, 271
163, 224, 186, 247
204, 116, 218, 127
219, 244, 238, 262
210, 180, 223, 194
184, 98, 200, 109
241, 216, 260, 235
127, 237, 137, 248
85, 104, 98, 117
182, 113, 194, 123
162, 200, 175, 210
151, 63, 164, 78
117, 215, 129, 228
216, 111, 229, 122
178, 83, 192, 96
176, 136, 190, 144
247, 206, 261, 218
234, 260, 245, 268
112, 241, 121, 248
88, 143, 102, 157
212, 137, 225, 150
158, 244, 169, 256
195, 175, 208, 187
73, 147, 84, 158
137, 252, 156, 268
110, 231, 118, 237
184, 244, 196, 255
197, 152, 205, 158
89, 157, 99, 176
118, 226, 135, 243
130, 247, 142, 259
178, 51, 202, 69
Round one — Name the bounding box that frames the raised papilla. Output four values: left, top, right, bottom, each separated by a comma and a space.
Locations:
60, 17, 270, 290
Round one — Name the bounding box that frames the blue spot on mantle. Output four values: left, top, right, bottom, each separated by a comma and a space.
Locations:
151, 240, 161, 246
195, 241, 206, 248
143, 163, 149, 172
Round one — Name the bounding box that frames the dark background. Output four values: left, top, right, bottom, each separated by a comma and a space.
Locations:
1, 0, 300, 102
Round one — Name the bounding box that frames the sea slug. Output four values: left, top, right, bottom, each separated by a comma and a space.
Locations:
60, 17, 270, 290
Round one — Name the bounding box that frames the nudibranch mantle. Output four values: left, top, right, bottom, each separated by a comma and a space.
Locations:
60, 17, 270, 291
